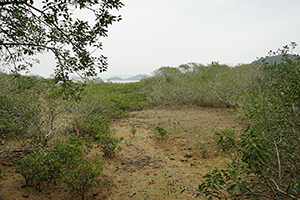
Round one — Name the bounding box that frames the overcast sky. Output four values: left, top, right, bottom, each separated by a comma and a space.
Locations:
30, 0, 300, 78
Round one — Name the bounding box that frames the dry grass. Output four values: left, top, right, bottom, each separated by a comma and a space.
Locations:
0, 106, 244, 200
132, 106, 242, 146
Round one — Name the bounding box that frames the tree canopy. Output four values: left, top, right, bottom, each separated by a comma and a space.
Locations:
0, 0, 124, 81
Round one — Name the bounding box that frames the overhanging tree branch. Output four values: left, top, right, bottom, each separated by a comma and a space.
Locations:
0, 0, 28, 7
0, 0, 124, 80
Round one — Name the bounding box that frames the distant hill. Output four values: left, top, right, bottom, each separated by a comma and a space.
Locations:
124, 74, 145, 81
252, 54, 299, 65
104, 74, 146, 81
109, 76, 123, 80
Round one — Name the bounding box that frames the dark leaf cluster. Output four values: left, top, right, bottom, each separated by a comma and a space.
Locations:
0, 0, 123, 82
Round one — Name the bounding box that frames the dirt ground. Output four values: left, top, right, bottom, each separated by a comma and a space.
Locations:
0, 106, 244, 200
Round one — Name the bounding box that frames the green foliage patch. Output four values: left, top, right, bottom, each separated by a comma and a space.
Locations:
15, 136, 102, 198
145, 62, 259, 107
130, 125, 137, 137
213, 128, 237, 152
153, 125, 168, 139
97, 130, 124, 158
197, 44, 300, 199
80, 80, 149, 119
62, 154, 103, 200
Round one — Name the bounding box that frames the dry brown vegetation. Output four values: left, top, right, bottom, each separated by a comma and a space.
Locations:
0, 106, 243, 200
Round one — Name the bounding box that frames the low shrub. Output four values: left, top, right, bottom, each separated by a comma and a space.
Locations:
213, 128, 237, 152
73, 113, 110, 139
62, 154, 103, 200
15, 148, 49, 191
16, 136, 96, 192
80, 81, 149, 119
97, 130, 124, 158
47, 136, 93, 183
130, 126, 137, 137
197, 44, 300, 199
153, 125, 168, 139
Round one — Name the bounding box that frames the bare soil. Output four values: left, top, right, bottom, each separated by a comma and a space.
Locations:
0, 106, 244, 200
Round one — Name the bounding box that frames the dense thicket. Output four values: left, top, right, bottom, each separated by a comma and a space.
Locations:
198, 51, 300, 199
0, 74, 142, 197
144, 62, 259, 107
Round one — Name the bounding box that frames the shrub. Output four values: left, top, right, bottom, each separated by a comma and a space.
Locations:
61, 154, 103, 200
15, 136, 95, 192
130, 126, 137, 137
144, 63, 258, 107
47, 136, 92, 183
197, 44, 300, 199
0, 73, 73, 149
79, 80, 149, 119
213, 128, 237, 152
0, 83, 42, 147
73, 113, 110, 139
153, 125, 168, 139
15, 148, 49, 191
97, 130, 124, 158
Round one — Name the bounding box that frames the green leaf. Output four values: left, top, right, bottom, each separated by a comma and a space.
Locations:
286, 185, 291, 196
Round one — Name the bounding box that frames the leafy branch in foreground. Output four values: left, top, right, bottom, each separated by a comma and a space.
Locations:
0, 0, 124, 81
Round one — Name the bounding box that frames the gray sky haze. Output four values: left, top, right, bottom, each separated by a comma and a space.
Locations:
29, 0, 300, 78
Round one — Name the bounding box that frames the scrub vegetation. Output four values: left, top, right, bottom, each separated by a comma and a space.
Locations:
0, 44, 299, 199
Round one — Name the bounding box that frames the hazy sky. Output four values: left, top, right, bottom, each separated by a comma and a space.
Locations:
29, 0, 300, 78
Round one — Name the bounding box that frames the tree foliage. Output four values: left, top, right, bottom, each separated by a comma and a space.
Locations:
198, 44, 300, 199
0, 0, 123, 81
145, 62, 258, 107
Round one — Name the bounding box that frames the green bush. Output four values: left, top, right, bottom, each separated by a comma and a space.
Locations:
0, 73, 74, 148
97, 130, 124, 158
73, 113, 110, 139
153, 125, 168, 139
15, 136, 96, 192
0, 77, 42, 146
144, 62, 259, 107
62, 154, 103, 200
130, 126, 137, 137
197, 44, 300, 199
80, 80, 149, 119
213, 128, 237, 152
47, 137, 93, 183
15, 148, 49, 190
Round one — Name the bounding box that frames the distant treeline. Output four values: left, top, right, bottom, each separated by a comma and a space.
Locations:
143, 62, 259, 107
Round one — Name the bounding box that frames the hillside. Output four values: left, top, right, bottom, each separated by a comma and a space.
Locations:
252, 54, 299, 64
104, 74, 145, 81
124, 74, 145, 81
109, 76, 123, 81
